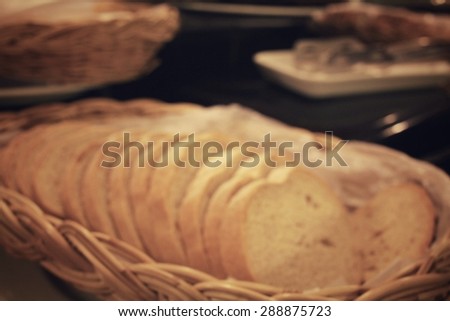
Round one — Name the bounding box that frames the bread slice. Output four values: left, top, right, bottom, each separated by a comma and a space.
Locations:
14, 125, 54, 197
143, 133, 230, 265
203, 152, 286, 278
220, 166, 361, 291
78, 124, 159, 236
31, 118, 144, 217
58, 118, 156, 225
1, 124, 50, 193
178, 145, 244, 272
30, 121, 101, 217
0, 134, 18, 187
121, 131, 182, 255
130, 133, 175, 258
79, 131, 120, 236
352, 182, 436, 282
79, 124, 160, 235
20, 117, 144, 217
5, 101, 196, 214
59, 124, 132, 227
30, 108, 190, 218
105, 130, 148, 250
0, 147, 7, 186
146, 134, 212, 264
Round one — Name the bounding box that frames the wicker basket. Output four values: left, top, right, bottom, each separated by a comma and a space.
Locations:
0, 99, 450, 301
0, 2, 179, 85
314, 3, 450, 44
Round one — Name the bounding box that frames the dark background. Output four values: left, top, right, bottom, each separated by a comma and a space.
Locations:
80, 8, 450, 174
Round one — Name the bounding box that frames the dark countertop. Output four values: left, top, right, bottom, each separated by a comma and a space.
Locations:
0, 248, 69, 300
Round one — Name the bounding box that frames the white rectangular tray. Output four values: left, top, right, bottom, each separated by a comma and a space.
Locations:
253, 50, 450, 98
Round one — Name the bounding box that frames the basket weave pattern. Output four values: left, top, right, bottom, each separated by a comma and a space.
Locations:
0, 100, 450, 300
0, 3, 179, 85
1, 185, 450, 300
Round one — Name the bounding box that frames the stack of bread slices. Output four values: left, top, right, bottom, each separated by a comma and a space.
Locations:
0, 99, 439, 292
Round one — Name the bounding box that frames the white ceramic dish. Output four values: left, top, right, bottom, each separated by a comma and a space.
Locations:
253, 50, 450, 98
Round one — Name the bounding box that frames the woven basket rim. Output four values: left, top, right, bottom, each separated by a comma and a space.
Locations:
1, 184, 449, 300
